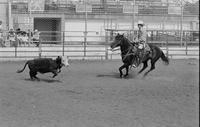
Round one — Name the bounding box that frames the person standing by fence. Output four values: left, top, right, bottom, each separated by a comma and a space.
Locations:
33, 29, 40, 47
16, 28, 22, 46
8, 28, 17, 47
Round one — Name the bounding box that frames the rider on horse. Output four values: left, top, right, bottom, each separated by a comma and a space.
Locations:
132, 20, 151, 67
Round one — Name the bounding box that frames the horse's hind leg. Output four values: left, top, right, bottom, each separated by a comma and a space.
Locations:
144, 58, 159, 76
138, 60, 148, 74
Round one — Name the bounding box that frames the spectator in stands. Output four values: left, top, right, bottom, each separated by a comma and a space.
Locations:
16, 28, 21, 35
51, 1, 58, 10
21, 31, 29, 46
16, 29, 22, 46
33, 29, 40, 47
9, 28, 17, 47
0, 21, 5, 47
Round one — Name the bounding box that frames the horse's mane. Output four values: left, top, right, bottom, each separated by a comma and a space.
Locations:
121, 35, 133, 46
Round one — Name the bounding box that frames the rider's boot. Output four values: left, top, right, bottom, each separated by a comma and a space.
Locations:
144, 44, 152, 57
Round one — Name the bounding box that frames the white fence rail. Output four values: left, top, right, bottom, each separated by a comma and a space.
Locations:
0, 46, 199, 60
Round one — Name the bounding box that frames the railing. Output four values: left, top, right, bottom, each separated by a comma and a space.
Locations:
0, 30, 199, 60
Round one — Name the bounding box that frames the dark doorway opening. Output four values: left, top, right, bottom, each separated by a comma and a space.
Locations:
34, 18, 61, 44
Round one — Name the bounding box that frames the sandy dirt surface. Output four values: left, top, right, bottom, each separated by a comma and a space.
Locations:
0, 59, 199, 127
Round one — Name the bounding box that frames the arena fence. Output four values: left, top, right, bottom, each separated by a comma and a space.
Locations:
0, 30, 199, 60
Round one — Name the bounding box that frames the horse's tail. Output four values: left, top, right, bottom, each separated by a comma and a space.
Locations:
161, 51, 169, 65
16, 61, 28, 73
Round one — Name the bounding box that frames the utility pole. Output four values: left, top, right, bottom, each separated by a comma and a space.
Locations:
180, 0, 183, 47
132, 0, 135, 41
28, 0, 32, 46
84, 0, 88, 59
8, 0, 12, 30
132, 0, 135, 31
29, 0, 32, 30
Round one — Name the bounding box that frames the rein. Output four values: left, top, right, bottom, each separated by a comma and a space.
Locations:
120, 37, 136, 61
122, 46, 136, 61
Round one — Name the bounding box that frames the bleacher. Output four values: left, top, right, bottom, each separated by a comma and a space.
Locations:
11, 0, 199, 16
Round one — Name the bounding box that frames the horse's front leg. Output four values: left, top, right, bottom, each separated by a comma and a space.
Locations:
124, 64, 130, 77
119, 63, 127, 78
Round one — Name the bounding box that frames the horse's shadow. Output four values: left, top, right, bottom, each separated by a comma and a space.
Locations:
24, 78, 62, 83
96, 72, 137, 79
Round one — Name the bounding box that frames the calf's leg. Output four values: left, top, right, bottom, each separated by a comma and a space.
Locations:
29, 71, 39, 80
52, 70, 58, 78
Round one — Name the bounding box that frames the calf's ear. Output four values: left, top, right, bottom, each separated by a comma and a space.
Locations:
56, 56, 62, 61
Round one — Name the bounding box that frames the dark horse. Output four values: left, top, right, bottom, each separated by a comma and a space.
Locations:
110, 33, 169, 78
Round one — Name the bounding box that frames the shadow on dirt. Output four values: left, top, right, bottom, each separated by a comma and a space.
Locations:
96, 72, 137, 79
24, 78, 62, 83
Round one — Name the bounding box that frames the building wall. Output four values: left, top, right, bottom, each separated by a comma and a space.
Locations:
0, 0, 8, 30
64, 14, 199, 31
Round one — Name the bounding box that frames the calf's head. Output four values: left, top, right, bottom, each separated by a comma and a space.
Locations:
56, 56, 69, 68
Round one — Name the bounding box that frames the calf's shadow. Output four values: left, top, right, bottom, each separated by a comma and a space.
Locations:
24, 78, 62, 83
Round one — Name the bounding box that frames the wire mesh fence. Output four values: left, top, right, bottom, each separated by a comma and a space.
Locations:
0, 30, 199, 60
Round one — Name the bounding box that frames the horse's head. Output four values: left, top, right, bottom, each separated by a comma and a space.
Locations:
110, 33, 124, 49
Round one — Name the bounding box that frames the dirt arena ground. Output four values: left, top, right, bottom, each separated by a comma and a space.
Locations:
0, 59, 199, 127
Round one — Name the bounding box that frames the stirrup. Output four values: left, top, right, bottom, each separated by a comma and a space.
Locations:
147, 51, 152, 56
132, 64, 137, 68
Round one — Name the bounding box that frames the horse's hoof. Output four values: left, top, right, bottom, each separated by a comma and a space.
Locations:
143, 73, 148, 77
124, 74, 129, 77
30, 78, 34, 81
36, 78, 40, 81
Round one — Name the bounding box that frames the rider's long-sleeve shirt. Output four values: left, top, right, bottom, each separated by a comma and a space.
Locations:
134, 28, 147, 43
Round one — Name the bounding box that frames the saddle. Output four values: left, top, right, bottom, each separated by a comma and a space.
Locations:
131, 43, 152, 67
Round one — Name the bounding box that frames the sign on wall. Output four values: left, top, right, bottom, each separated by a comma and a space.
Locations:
168, 6, 181, 15
16, 16, 33, 30
76, 4, 92, 13
123, 4, 138, 14
29, 0, 45, 11
12, 0, 28, 3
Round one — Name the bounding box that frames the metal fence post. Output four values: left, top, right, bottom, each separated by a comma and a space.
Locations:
84, 32, 87, 59
105, 31, 108, 60
185, 33, 188, 55
166, 33, 169, 57
15, 47, 17, 57
38, 40, 41, 58
62, 31, 65, 56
